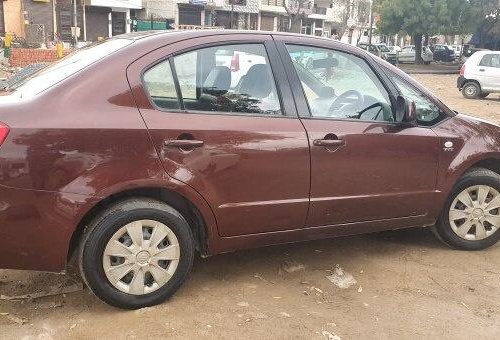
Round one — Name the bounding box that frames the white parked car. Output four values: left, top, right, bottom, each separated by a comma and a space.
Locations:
450, 44, 462, 59
388, 45, 402, 53
398, 45, 434, 64
458, 50, 500, 99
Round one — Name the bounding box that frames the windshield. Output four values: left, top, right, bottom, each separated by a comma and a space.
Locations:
11, 38, 133, 98
377, 45, 390, 52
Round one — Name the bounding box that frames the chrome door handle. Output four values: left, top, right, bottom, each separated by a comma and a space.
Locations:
313, 139, 345, 147
164, 140, 204, 148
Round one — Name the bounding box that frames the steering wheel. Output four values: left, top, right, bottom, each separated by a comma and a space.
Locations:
329, 90, 363, 116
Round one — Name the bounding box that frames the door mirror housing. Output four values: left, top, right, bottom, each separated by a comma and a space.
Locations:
395, 96, 417, 124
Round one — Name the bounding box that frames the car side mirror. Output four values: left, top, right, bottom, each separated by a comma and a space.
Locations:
395, 96, 417, 125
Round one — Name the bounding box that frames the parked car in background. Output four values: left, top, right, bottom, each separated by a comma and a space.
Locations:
398, 45, 434, 64
358, 43, 397, 64
388, 45, 402, 53
461, 45, 490, 63
458, 50, 500, 98
451, 44, 462, 59
1, 31, 500, 310
431, 44, 456, 62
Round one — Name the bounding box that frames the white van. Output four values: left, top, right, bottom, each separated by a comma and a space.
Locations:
458, 50, 500, 99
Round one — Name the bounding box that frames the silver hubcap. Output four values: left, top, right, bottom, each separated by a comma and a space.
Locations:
449, 185, 500, 241
465, 85, 477, 96
102, 220, 180, 295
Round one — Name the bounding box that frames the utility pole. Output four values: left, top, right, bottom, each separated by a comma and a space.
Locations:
72, 0, 78, 47
229, 0, 235, 29
368, 0, 373, 45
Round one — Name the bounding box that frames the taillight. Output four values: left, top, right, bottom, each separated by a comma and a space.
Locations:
460, 64, 465, 75
0, 122, 9, 146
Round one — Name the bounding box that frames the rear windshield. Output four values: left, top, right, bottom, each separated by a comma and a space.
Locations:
10, 38, 133, 98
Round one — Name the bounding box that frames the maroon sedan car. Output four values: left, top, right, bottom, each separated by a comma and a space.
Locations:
0, 30, 499, 309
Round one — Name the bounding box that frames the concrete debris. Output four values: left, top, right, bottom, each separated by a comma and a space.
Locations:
0, 281, 83, 301
326, 265, 357, 289
237, 301, 249, 307
321, 330, 341, 340
248, 312, 268, 320
1, 313, 28, 325
254, 273, 272, 284
280, 312, 291, 318
280, 261, 305, 274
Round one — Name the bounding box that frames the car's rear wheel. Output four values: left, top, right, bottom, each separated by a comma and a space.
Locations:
433, 168, 500, 250
79, 198, 195, 309
462, 82, 480, 99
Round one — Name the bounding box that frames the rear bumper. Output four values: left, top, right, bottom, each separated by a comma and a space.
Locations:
457, 75, 466, 89
0, 184, 98, 272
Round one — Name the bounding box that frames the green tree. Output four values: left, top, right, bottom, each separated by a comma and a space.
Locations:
468, 0, 500, 48
283, 0, 312, 33
377, 0, 473, 63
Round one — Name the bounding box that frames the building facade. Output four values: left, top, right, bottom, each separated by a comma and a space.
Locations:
1, 0, 374, 45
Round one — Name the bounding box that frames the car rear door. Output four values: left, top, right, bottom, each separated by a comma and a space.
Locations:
274, 36, 441, 229
477, 53, 500, 92
127, 34, 310, 237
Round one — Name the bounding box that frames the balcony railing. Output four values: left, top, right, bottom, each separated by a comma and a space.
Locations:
261, 0, 283, 6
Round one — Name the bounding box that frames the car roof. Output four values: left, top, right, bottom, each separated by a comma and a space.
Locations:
113, 29, 365, 57
118, 29, 341, 45
473, 50, 499, 55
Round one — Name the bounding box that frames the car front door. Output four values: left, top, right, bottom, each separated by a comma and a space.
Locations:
128, 35, 310, 237
275, 37, 441, 229
399, 46, 412, 62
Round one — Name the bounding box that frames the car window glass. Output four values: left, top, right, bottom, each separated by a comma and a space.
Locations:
143, 60, 180, 110
479, 54, 500, 68
173, 44, 282, 115
12, 38, 133, 99
287, 44, 393, 122
391, 76, 443, 125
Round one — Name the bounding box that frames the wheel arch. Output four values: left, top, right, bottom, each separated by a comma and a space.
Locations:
463, 79, 481, 90
67, 187, 210, 263
467, 158, 500, 177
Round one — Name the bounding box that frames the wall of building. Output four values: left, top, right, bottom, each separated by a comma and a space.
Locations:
4, 0, 24, 36
85, 6, 110, 41
139, 0, 177, 20
23, 0, 55, 41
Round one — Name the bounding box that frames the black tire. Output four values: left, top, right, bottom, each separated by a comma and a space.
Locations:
462, 82, 480, 99
433, 168, 500, 250
479, 92, 489, 99
78, 198, 195, 309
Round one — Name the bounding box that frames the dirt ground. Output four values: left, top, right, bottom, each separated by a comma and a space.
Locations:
1, 74, 500, 339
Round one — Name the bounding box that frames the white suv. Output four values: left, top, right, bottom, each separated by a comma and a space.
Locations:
458, 50, 500, 99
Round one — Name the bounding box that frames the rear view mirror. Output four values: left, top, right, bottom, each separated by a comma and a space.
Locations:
395, 96, 417, 124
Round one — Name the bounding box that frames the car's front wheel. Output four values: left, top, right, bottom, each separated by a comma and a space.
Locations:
462, 82, 481, 99
433, 168, 500, 250
79, 198, 195, 309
